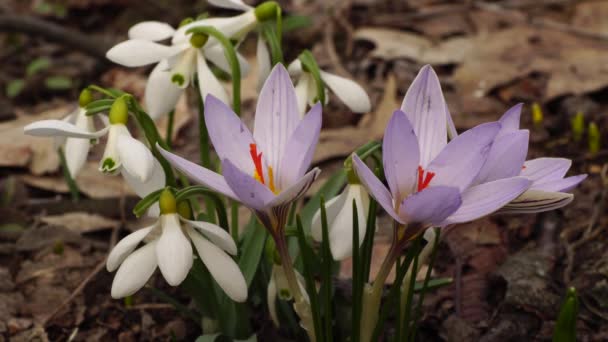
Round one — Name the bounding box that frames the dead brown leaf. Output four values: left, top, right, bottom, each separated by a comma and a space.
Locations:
573, 1, 608, 36
41, 212, 120, 234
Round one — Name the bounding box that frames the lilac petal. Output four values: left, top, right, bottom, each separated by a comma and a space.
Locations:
475, 130, 529, 184
400, 65, 448, 167
531, 174, 587, 192
383, 110, 420, 201
442, 177, 531, 225
446, 107, 458, 140
499, 189, 574, 214
221, 158, 275, 211
497, 103, 523, 137
352, 154, 401, 222
521, 158, 571, 182
399, 186, 461, 226
253, 64, 300, 173
427, 122, 501, 191
278, 103, 322, 189
268, 168, 320, 208
204, 95, 255, 174
157, 145, 237, 199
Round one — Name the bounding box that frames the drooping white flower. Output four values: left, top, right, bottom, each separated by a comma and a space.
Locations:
311, 183, 374, 260
107, 189, 247, 301
267, 264, 308, 326
288, 59, 371, 117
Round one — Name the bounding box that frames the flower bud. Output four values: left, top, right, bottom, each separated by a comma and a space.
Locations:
532, 102, 543, 127
159, 188, 177, 215
78, 88, 93, 107
189, 33, 208, 49
588, 122, 600, 154
553, 287, 578, 342
571, 111, 585, 142
179, 17, 193, 28
109, 96, 129, 125
255, 1, 279, 22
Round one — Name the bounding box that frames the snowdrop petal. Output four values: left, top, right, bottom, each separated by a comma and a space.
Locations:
427, 122, 500, 191
521, 158, 572, 182
442, 177, 531, 225
24, 119, 108, 139
329, 184, 370, 260
128, 21, 175, 41
208, 0, 252, 10
197, 52, 230, 105
294, 74, 311, 117
383, 110, 420, 201
257, 37, 272, 90
121, 158, 166, 216
181, 218, 237, 255
267, 275, 279, 326
352, 154, 401, 222
107, 223, 157, 272
64, 112, 93, 178
111, 241, 158, 298
145, 61, 183, 119
400, 186, 461, 226
188, 227, 248, 302
204, 44, 250, 76
117, 133, 155, 182
106, 40, 186, 67
311, 187, 349, 242
321, 71, 371, 113
157, 214, 192, 286
499, 189, 574, 214
401, 65, 448, 167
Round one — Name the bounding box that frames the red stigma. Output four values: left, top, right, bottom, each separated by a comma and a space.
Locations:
417, 165, 435, 192
249, 143, 265, 184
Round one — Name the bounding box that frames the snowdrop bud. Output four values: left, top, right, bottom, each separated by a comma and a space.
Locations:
532, 102, 543, 127
588, 122, 600, 154
79, 88, 93, 107
177, 201, 192, 220
179, 17, 194, 28
159, 188, 177, 215
254, 1, 279, 22
109, 96, 129, 125
571, 112, 585, 142
189, 33, 208, 49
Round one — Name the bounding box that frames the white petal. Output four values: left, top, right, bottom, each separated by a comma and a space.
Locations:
321, 71, 371, 113
106, 40, 186, 67
172, 12, 257, 45
128, 21, 175, 41
197, 52, 230, 105
121, 157, 166, 208
64, 110, 94, 177
329, 185, 370, 260
107, 223, 157, 272
170, 49, 197, 89
204, 44, 250, 77
499, 189, 574, 214
311, 187, 349, 242
208, 0, 252, 11
267, 276, 279, 326
181, 217, 237, 255
111, 241, 158, 298
24, 119, 108, 139
157, 214, 193, 286
287, 59, 303, 75
117, 131, 155, 182
256, 37, 272, 91
100, 124, 127, 174
187, 227, 248, 302
145, 61, 183, 119
294, 74, 312, 117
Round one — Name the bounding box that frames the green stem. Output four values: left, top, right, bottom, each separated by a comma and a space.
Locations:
166, 110, 175, 148
195, 86, 216, 224
231, 201, 239, 242
57, 147, 80, 201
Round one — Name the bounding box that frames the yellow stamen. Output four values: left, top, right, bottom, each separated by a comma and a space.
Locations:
268, 166, 277, 194
253, 170, 263, 184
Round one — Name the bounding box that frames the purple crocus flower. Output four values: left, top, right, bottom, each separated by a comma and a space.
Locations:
471, 104, 587, 213
352, 66, 532, 236
158, 64, 322, 233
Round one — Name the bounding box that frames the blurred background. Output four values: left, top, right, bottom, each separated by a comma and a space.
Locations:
0, 0, 606, 341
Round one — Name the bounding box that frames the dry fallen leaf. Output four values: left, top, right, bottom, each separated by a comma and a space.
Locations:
41, 212, 120, 234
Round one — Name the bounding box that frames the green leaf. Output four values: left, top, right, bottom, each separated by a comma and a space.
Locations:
298, 50, 325, 105
319, 196, 334, 342
553, 287, 579, 342
175, 186, 229, 229
85, 99, 114, 116
26, 57, 51, 76
282, 15, 312, 32
6, 79, 25, 98
45, 76, 73, 90
260, 23, 284, 66
238, 217, 268, 286
133, 188, 165, 217
413, 277, 453, 293
351, 200, 362, 342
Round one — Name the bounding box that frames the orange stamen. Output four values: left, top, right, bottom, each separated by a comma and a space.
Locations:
417, 165, 435, 192
249, 143, 265, 185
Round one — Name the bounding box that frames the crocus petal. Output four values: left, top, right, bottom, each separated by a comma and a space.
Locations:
400, 186, 461, 226
442, 177, 532, 225
24, 119, 108, 139
531, 174, 587, 193
253, 64, 300, 173
197, 52, 230, 105
128, 21, 175, 41
267, 168, 320, 208
187, 227, 248, 302
294, 74, 311, 117
106, 40, 186, 67
204, 44, 250, 76
278, 103, 322, 189
321, 71, 371, 113
222, 158, 275, 211
521, 158, 571, 182
204, 95, 255, 173
117, 133, 155, 182
145, 61, 183, 119
208, 0, 252, 11
328, 184, 370, 260
111, 241, 158, 298
446, 107, 458, 140
311, 188, 348, 242
499, 189, 574, 214
156, 214, 192, 286
257, 37, 272, 90
181, 218, 237, 255
401, 65, 448, 167
352, 154, 401, 222
497, 103, 523, 137
383, 110, 420, 201
267, 275, 279, 326
427, 122, 501, 191
474, 130, 529, 184
107, 224, 157, 272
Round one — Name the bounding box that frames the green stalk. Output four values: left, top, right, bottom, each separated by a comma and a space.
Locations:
195, 84, 216, 224
165, 110, 175, 148
57, 147, 80, 201
231, 201, 239, 242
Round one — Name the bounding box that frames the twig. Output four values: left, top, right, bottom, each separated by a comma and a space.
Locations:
0, 15, 110, 60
